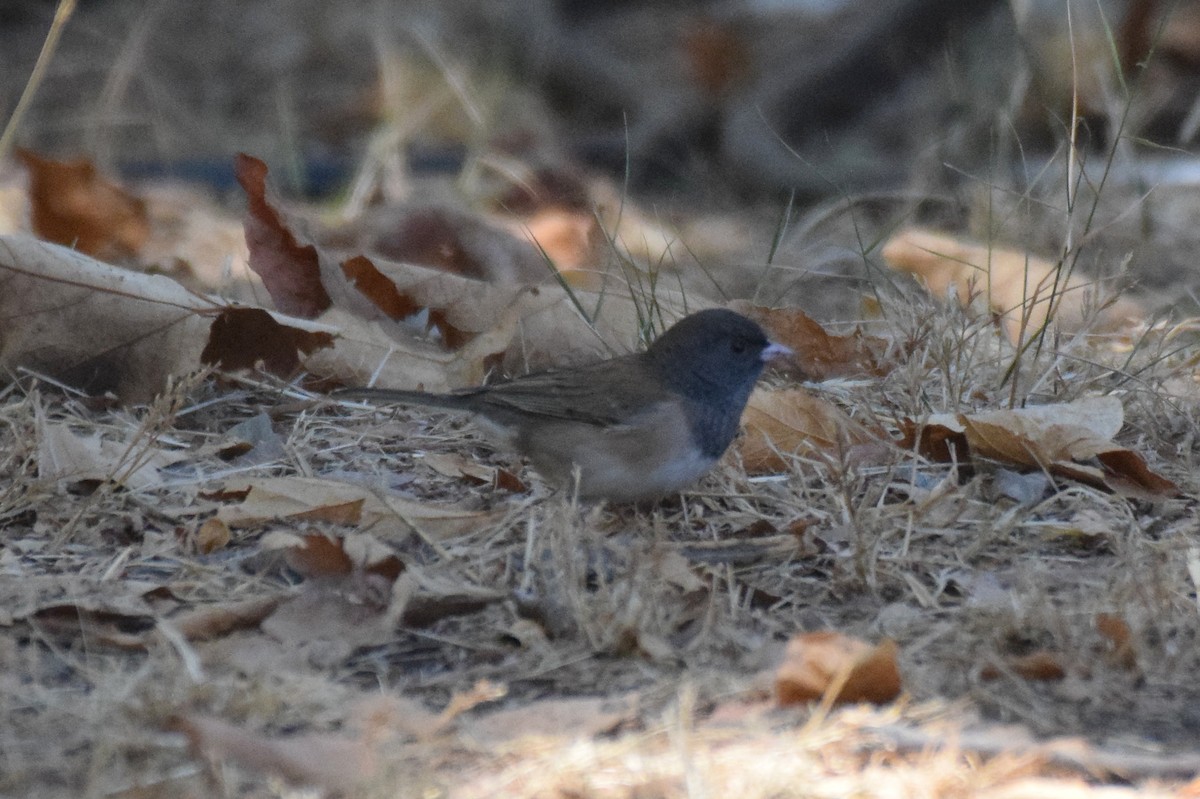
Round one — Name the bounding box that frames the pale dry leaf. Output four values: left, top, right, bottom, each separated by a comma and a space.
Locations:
421, 452, 528, 492
881, 227, 1141, 341
654, 549, 706, 593
423, 452, 497, 483
171, 714, 377, 792
0, 234, 213, 401
465, 694, 636, 745
261, 576, 396, 651
0, 233, 353, 401
216, 476, 499, 541
37, 420, 175, 489
957, 396, 1177, 497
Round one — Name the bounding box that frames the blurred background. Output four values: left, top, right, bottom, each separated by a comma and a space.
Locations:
4, 0, 1200, 310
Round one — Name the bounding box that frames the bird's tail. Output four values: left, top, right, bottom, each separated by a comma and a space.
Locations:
331, 387, 478, 412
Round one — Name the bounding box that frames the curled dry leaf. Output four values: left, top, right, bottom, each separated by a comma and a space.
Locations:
905, 396, 1178, 498
775, 631, 902, 705
0, 234, 212, 401
731, 300, 893, 380
0, 234, 346, 401
235, 154, 707, 389
18, 149, 149, 261
167, 594, 284, 641
738, 387, 883, 473
881, 227, 1141, 341
234, 152, 331, 317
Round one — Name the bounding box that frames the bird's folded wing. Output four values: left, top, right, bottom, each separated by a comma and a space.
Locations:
474, 361, 664, 426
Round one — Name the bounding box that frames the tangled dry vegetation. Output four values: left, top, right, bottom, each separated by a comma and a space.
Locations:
3, 256, 1200, 797
5, 1, 1200, 798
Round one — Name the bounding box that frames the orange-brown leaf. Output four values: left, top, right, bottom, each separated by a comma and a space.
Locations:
1096, 613, 1138, 671
739, 388, 881, 473
340, 254, 422, 320
981, 651, 1066, 682
732, 301, 892, 380
775, 631, 902, 705
18, 149, 149, 260
912, 397, 1178, 498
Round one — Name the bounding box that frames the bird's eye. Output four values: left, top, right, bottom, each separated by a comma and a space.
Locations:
730, 340, 746, 354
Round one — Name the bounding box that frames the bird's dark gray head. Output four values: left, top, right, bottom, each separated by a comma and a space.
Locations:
645, 308, 784, 457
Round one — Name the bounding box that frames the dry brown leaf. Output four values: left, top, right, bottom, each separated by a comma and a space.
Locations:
235, 156, 727, 387
907, 397, 1178, 498
738, 387, 882, 473
881, 227, 1141, 341
731, 301, 893, 380
0, 233, 351, 401
215, 476, 500, 540
1096, 613, 1139, 671
260, 574, 396, 651
422, 452, 528, 493
18, 149, 149, 261
171, 714, 377, 792
465, 695, 635, 745
235, 153, 331, 317
897, 416, 971, 463
168, 595, 284, 641
981, 651, 1067, 682
9, 577, 175, 650
193, 517, 232, 554
325, 204, 549, 284
775, 631, 902, 705
200, 306, 335, 376
260, 531, 405, 582
257, 536, 410, 653
960, 397, 1178, 497
681, 16, 752, 96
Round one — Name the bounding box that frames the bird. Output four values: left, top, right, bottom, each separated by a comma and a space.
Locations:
335, 308, 789, 502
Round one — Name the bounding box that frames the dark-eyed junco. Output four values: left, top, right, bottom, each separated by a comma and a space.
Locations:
336, 308, 789, 502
